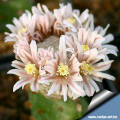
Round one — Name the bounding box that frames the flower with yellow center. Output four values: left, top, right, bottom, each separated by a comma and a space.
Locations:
25, 63, 38, 76
80, 61, 94, 75
81, 45, 90, 52
57, 63, 69, 77
67, 17, 75, 24
18, 27, 27, 35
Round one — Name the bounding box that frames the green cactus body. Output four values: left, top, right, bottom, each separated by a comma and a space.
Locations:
29, 91, 89, 120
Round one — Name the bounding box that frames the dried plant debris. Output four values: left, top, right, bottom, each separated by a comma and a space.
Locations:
72, 0, 120, 33
0, 33, 14, 55
0, 72, 30, 120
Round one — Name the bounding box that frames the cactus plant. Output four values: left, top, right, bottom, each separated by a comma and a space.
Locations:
29, 91, 89, 120
5, 2, 116, 120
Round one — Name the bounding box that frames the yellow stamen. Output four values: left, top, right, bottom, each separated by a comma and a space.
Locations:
80, 61, 94, 75
67, 17, 75, 24
57, 63, 69, 77
25, 63, 38, 76
81, 45, 90, 52
18, 27, 27, 35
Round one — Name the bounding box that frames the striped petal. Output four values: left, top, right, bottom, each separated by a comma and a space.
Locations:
94, 72, 115, 81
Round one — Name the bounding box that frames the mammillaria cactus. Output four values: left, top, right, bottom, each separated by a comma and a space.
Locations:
5, 3, 117, 120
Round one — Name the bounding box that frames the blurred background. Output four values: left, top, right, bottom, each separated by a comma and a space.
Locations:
0, 0, 120, 119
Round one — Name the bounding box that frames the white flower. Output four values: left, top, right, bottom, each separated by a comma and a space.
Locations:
8, 40, 53, 92
41, 35, 85, 101
82, 14, 118, 57
32, 4, 55, 38
5, 3, 116, 101
5, 11, 36, 42
77, 48, 115, 96
66, 28, 117, 60
54, 3, 89, 35
5, 3, 55, 43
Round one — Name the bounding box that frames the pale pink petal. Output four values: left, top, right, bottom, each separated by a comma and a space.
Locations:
82, 76, 94, 96
102, 45, 118, 52
92, 37, 104, 48
91, 54, 105, 64
106, 49, 117, 56
95, 26, 103, 34
30, 40, 38, 63
69, 54, 80, 73
47, 83, 59, 96
73, 9, 80, 16
5, 35, 16, 42
21, 50, 33, 63
59, 35, 67, 63
44, 60, 57, 75
103, 34, 114, 44
94, 60, 113, 71
89, 79, 100, 92
79, 29, 88, 45
30, 78, 39, 92
8, 69, 23, 76
58, 3, 72, 18
91, 76, 103, 82
13, 18, 22, 28
70, 74, 83, 81
100, 24, 110, 36
6, 24, 17, 33
88, 14, 94, 30
32, 3, 43, 15
38, 79, 50, 85
94, 72, 115, 80
86, 48, 98, 62
65, 33, 78, 53
62, 84, 68, 101
83, 81, 95, 96
69, 82, 85, 96
12, 60, 24, 69
84, 14, 94, 30
63, 20, 77, 32
79, 9, 89, 23
88, 31, 98, 47
13, 79, 31, 92
40, 76, 55, 83
78, 28, 84, 44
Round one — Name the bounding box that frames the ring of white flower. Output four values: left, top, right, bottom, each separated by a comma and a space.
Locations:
6, 3, 116, 101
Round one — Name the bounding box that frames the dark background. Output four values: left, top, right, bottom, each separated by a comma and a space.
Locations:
0, 0, 120, 119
